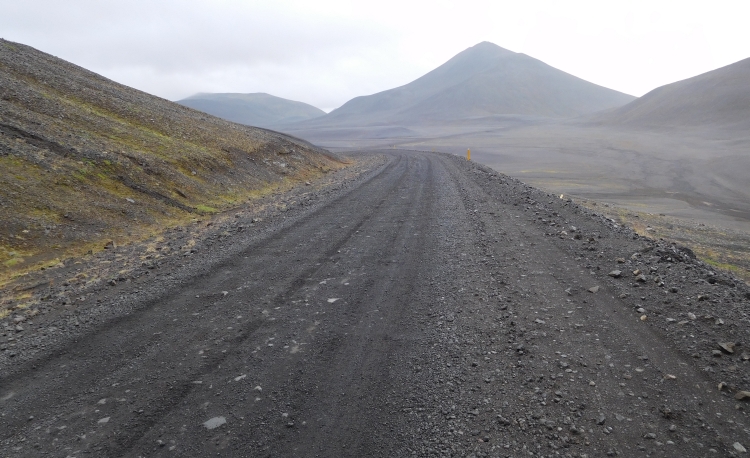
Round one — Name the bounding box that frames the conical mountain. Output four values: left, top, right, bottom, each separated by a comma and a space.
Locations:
177, 92, 325, 127
595, 57, 750, 130
300, 42, 635, 127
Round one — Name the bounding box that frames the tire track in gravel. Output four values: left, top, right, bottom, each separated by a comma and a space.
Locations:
0, 152, 444, 457
1, 150, 749, 458
226, 153, 440, 457
0, 153, 407, 453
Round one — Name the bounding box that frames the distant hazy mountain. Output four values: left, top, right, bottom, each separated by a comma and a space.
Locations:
296, 42, 634, 128
595, 57, 750, 130
177, 93, 325, 127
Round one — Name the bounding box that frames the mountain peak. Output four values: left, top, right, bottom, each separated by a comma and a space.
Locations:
467, 41, 515, 54
446, 41, 516, 65
291, 42, 634, 127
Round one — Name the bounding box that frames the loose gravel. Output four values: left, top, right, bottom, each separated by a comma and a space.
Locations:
1, 150, 749, 457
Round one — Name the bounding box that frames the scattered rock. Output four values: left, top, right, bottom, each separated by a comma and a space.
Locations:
608, 270, 622, 278
719, 342, 735, 354
588, 286, 600, 293
203, 416, 226, 430
734, 442, 747, 453
104, 241, 115, 250
97, 417, 110, 424
734, 391, 750, 401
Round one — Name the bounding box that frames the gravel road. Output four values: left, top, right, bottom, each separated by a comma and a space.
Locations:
2, 150, 750, 457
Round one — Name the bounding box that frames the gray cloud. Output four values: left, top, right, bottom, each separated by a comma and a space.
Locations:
2, 0, 749, 111
2, 0, 406, 110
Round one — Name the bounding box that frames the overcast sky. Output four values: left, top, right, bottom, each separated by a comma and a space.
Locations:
2, 0, 749, 112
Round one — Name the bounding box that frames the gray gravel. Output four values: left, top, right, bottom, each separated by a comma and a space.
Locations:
1, 150, 749, 457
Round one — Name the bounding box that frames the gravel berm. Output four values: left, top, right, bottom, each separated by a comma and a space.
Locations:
1, 150, 750, 457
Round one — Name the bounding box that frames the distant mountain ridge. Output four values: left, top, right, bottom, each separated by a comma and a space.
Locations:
292, 42, 635, 129
594, 57, 750, 131
178, 92, 325, 128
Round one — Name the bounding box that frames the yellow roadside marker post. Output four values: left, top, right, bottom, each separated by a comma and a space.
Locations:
467, 148, 471, 161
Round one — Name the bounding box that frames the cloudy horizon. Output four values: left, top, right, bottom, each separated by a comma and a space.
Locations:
2, 0, 749, 112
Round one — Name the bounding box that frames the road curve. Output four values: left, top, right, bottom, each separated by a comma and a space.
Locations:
1, 150, 749, 457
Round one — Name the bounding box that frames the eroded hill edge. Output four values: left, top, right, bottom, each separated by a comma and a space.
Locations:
0, 39, 347, 285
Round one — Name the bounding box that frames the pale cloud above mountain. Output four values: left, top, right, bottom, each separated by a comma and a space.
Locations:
1, 0, 748, 111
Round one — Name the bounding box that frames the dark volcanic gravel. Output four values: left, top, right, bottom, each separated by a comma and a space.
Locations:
1, 150, 749, 457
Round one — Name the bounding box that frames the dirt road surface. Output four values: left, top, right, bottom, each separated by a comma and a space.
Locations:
2, 151, 750, 457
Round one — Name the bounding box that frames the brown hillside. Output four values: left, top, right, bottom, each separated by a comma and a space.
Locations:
0, 39, 345, 282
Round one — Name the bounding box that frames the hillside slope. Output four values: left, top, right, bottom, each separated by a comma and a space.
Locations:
595, 57, 750, 130
297, 42, 634, 128
0, 39, 344, 280
177, 92, 325, 127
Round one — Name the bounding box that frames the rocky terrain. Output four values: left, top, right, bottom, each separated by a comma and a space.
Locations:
2, 35, 750, 458
1, 150, 749, 457
0, 39, 345, 294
